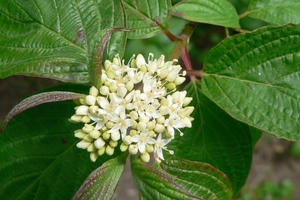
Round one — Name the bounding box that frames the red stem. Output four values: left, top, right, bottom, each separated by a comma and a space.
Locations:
181, 47, 193, 71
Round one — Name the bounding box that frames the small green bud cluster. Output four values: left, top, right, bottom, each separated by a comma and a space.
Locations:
70, 54, 194, 163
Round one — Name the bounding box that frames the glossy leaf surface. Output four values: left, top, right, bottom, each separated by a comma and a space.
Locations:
202, 24, 300, 141
172, 0, 240, 28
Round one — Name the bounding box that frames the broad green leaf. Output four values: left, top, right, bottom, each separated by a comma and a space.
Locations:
122, 0, 171, 39
248, 0, 300, 25
250, 127, 262, 148
73, 154, 127, 200
202, 24, 300, 141
168, 80, 253, 195
0, 86, 121, 199
0, 0, 126, 83
172, 0, 240, 28
131, 158, 233, 200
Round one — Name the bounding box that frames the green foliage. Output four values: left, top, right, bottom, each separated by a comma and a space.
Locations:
202, 24, 300, 141
131, 158, 233, 200
248, 0, 300, 25
0, 0, 126, 83
172, 0, 240, 28
73, 154, 126, 200
0, 98, 120, 199
122, 0, 171, 39
168, 81, 253, 195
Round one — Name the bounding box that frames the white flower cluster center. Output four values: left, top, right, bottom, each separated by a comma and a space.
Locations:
70, 54, 194, 163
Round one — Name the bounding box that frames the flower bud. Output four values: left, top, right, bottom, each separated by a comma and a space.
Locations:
126, 81, 134, 91
83, 135, 93, 142
140, 152, 150, 163
136, 54, 146, 67
140, 65, 147, 73
82, 124, 94, 133
123, 135, 132, 145
137, 122, 147, 132
89, 130, 100, 139
76, 105, 89, 115
109, 83, 118, 93
90, 152, 98, 162
79, 97, 86, 105
154, 124, 165, 133
89, 86, 99, 96
158, 68, 168, 79
130, 111, 139, 120
102, 132, 110, 140
86, 95, 96, 106
120, 143, 128, 152
77, 140, 90, 149
100, 86, 109, 96
106, 121, 114, 129
146, 121, 156, 130
104, 60, 112, 70
131, 58, 137, 68
88, 105, 99, 114
98, 146, 106, 156
87, 144, 96, 152
106, 145, 114, 156
157, 116, 165, 124
148, 130, 156, 137
94, 138, 105, 149
111, 131, 120, 141
117, 87, 127, 98
183, 97, 193, 106
70, 115, 82, 122
175, 77, 186, 85
130, 130, 138, 136
74, 130, 86, 139
113, 56, 120, 65
109, 140, 118, 148
178, 106, 194, 117
129, 144, 138, 155
81, 116, 91, 123
146, 144, 154, 153
159, 106, 168, 116
166, 82, 176, 90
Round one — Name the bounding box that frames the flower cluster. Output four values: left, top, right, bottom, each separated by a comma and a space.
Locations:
70, 54, 194, 163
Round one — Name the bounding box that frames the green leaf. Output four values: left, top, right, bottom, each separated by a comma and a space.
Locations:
73, 154, 127, 200
172, 0, 240, 28
202, 24, 300, 141
122, 0, 171, 39
248, 0, 300, 25
0, 86, 121, 199
131, 157, 233, 200
0, 0, 126, 83
168, 80, 253, 195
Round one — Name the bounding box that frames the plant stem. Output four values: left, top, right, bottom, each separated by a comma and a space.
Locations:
225, 27, 230, 38
168, 22, 198, 61
239, 11, 250, 19
186, 70, 203, 77
233, 28, 250, 33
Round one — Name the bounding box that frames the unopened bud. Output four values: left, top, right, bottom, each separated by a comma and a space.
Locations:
136, 54, 146, 67
109, 83, 118, 93
140, 152, 150, 163
98, 146, 106, 156
109, 140, 118, 148
130, 111, 139, 120
123, 135, 132, 145
77, 140, 90, 149
146, 121, 156, 130
157, 116, 165, 124
89, 86, 99, 96
183, 97, 193, 106
106, 121, 114, 129
90, 152, 98, 162
94, 138, 105, 149
111, 131, 120, 141
76, 105, 89, 115
117, 87, 127, 98
100, 86, 110, 96
130, 130, 138, 136
74, 130, 86, 139
89, 130, 100, 139
129, 144, 138, 155
175, 77, 186, 85
70, 115, 82, 122
126, 81, 134, 91
81, 116, 91, 123
154, 124, 165, 133
120, 143, 129, 152
106, 145, 114, 156
82, 124, 94, 133
86, 95, 96, 106
87, 144, 96, 152
146, 144, 154, 153
166, 82, 176, 90
102, 132, 110, 140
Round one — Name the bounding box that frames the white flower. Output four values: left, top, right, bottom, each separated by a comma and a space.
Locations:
131, 132, 155, 153
154, 134, 172, 160
108, 109, 134, 139
164, 116, 185, 137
